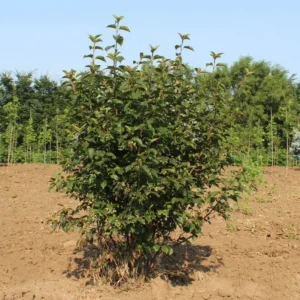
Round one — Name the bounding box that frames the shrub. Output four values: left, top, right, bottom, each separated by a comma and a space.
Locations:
50, 15, 248, 285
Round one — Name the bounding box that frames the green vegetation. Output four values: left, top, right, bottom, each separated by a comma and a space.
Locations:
1, 46, 299, 165
49, 15, 252, 285
0, 72, 69, 163
1, 15, 300, 285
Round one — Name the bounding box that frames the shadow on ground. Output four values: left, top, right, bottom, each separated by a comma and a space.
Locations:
63, 243, 219, 286
158, 244, 221, 286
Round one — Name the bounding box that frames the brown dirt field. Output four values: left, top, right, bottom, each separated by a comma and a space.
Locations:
0, 165, 299, 300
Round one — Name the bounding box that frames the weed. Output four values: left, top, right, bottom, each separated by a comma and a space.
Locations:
256, 196, 269, 204
226, 222, 240, 232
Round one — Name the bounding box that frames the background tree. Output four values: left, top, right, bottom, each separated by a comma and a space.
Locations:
38, 118, 52, 164
3, 96, 20, 163
24, 115, 36, 163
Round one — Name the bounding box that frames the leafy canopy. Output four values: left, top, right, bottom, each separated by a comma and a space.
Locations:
50, 15, 248, 284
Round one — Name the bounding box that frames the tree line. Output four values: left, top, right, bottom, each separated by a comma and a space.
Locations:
0, 56, 299, 165
0, 72, 70, 163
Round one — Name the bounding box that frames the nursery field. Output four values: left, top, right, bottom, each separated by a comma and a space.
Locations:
0, 164, 299, 300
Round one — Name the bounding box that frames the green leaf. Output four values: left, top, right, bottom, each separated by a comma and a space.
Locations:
101, 180, 107, 188
112, 15, 124, 22
178, 33, 190, 41
107, 53, 116, 61
83, 54, 93, 59
105, 45, 115, 52
174, 182, 180, 190
142, 165, 152, 177
132, 91, 142, 99
116, 56, 125, 63
150, 138, 160, 144
210, 51, 224, 59
161, 246, 169, 254
111, 174, 119, 181
150, 45, 159, 54
192, 235, 198, 241
96, 56, 106, 62
52, 221, 58, 230
107, 24, 117, 29
184, 45, 194, 51
115, 35, 124, 46
153, 245, 161, 252
143, 246, 151, 254
119, 25, 130, 32
133, 137, 145, 146
88, 148, 95, 158
89, 35, 97, 42
161, 246, 173, 255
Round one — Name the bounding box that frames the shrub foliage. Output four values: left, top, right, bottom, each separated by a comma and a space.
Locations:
50, 15, 247, 284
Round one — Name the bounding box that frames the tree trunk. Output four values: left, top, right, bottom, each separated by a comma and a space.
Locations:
56, 114, 59, 164
286, 110, 289, 178
44, 143, 46, 164
271, 109, 274, 167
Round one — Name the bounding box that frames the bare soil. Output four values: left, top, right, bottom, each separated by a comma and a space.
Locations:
0, 165, 299, 299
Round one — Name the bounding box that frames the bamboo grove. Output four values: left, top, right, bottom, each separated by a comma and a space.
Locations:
0, 57, 300, 166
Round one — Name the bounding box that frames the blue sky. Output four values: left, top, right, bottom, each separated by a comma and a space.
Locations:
1, 0, 299, 80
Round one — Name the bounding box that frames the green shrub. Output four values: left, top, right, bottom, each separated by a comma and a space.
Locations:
13, 146, 25, 163
240, 157, 263, 192
32, 150, 57, 164
50, 15, 248, 285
